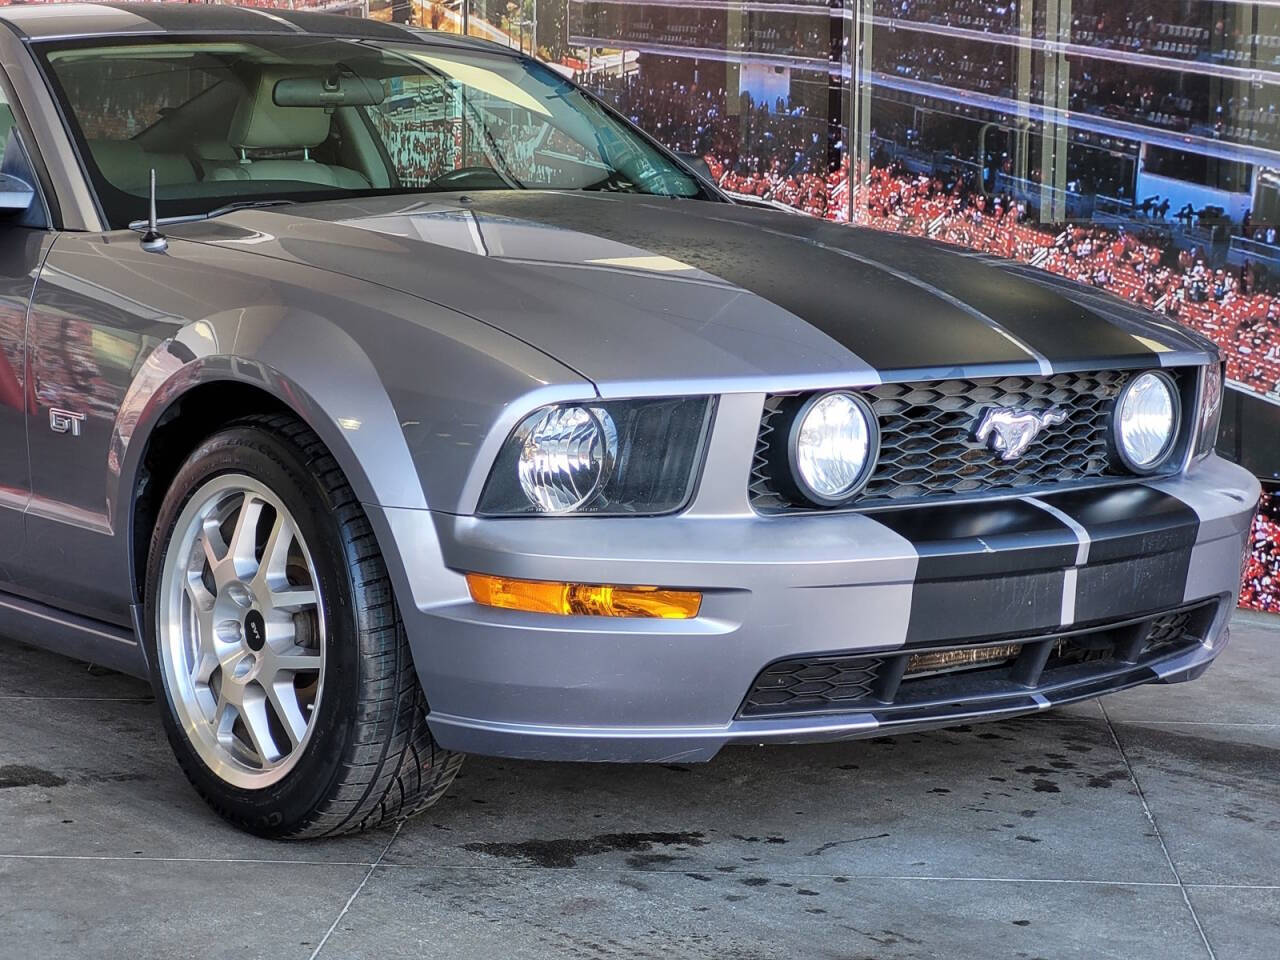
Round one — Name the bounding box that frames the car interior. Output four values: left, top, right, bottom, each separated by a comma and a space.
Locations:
84, 65, 393, 197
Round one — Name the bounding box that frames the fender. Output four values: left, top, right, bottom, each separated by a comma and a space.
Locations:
111, 307, 430, 522
111, 304, 592, 635
112, 312, 437, 634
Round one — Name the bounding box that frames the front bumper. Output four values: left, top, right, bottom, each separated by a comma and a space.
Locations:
374, 455, 1259, 763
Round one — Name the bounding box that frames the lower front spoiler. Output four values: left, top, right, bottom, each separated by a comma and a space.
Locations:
425, 621, 1227, 763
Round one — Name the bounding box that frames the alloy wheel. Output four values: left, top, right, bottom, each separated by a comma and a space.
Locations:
157, 474, 326, 789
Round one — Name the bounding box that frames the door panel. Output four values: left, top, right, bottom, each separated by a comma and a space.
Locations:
23, 233, 173, 622
0, 227, 53, 587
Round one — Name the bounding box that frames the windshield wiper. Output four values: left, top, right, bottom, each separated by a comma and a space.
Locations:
202, 199, 298, 219
128, 198, 298, 232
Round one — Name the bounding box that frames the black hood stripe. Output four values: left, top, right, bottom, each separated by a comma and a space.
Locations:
834, 230, 1170, 369
744, 222, 1054, 375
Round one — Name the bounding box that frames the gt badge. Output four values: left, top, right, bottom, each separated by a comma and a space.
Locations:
49, 408, 86, 437
974, 406, 1067, 461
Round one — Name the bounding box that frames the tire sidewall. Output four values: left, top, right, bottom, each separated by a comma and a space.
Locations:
144, 424, 362, 836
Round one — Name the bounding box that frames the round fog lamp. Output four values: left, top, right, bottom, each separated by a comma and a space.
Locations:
791, 391, 876, 504
517, 406, 613, 512
1115, 371, 1178, 471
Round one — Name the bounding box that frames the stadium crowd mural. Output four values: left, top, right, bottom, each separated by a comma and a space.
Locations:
1, 0, 1277, 613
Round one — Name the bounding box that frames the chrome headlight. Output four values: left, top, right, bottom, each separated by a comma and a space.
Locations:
789, 391, 878, 505
516, 406, 615, 512
1114, 371, 1180, 472
479, 397, 713, 516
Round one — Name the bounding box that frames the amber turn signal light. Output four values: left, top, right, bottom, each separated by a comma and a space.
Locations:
466, 573, 702, 619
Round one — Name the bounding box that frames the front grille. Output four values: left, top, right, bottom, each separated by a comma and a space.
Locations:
738, 602, 1216, 719
750, 369, 1188, 511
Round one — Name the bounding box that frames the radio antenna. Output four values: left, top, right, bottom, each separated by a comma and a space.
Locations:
140, 168, 167, 253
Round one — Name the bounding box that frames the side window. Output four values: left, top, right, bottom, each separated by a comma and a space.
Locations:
0, 80, 49, 230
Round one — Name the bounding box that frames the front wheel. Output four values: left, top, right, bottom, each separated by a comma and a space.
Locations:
144, 414, 461, 838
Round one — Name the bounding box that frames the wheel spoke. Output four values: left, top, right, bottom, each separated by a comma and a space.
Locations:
269, 587, 318, 612
265, 679, 308, 749
190, 649, 220, 686
185, 572, 216, 614
253, 511, 295, 591
228, 494, 266, 579
212, 691, 235, 742
202, 516, 225, 565
270, 647, 323, 674
239, 688, 282, 766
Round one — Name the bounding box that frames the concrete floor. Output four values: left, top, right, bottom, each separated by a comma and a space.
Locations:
0, 614, 1276, 960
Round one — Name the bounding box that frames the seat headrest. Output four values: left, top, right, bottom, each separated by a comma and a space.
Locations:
88, 140, 195, 192
229, 70, 332, 151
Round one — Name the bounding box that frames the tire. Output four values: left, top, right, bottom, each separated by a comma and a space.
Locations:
143, 413, 462, 838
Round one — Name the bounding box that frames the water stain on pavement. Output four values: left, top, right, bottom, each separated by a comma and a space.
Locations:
0, 765, 66, 789
463, 831, 706, 868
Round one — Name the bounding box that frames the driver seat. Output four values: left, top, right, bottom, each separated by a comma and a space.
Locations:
209, 70, 370, 189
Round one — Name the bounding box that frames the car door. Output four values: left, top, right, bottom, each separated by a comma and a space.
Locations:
20, 235, 169, 623
0, 81, 57, 590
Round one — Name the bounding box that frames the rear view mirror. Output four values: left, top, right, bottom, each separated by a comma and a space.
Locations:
274, 73, 385, 109
0, 172, 33, 213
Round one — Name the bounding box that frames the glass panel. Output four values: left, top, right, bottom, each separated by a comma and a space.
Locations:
572, 0, 843, 217
38, 34, 704, 226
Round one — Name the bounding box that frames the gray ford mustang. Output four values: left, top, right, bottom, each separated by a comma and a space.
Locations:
0, 3, 1260, 838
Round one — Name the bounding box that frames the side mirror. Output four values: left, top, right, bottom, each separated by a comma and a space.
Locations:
677, 151, 714, 184
0, 171, 33, 213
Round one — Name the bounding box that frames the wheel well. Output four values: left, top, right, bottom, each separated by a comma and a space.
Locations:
130, 381, 293, 604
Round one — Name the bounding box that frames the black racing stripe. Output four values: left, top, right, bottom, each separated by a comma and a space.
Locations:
104, 2, 276, 32
267, 10, 421, 39
867, 499, 1079, 580
838, 231, 1169, 367
1039, 485, 1200, 563
904, 571, 1066, 645
457, 193, 1037, 371
1073, 553, 1193, 623
1038, 484, 1200, 623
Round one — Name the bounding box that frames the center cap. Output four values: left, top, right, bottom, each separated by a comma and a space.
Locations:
244, 609, 267, 652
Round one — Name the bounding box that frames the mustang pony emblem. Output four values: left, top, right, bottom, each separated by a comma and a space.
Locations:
974, 406, 1067, 461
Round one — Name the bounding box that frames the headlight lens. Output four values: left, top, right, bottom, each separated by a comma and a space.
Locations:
1195, 361, 1224, 460
516, 406, 614, 512
479, 397, 713, 516
1115, 371, 1179, 471
791, 391, 877, 503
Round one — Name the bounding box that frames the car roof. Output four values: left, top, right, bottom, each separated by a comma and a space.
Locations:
0, 2, 500, 50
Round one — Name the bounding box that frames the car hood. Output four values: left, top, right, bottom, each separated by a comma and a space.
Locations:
173, 191, 1212, 394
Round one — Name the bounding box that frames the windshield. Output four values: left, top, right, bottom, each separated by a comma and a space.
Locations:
36, 35, 709, 228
